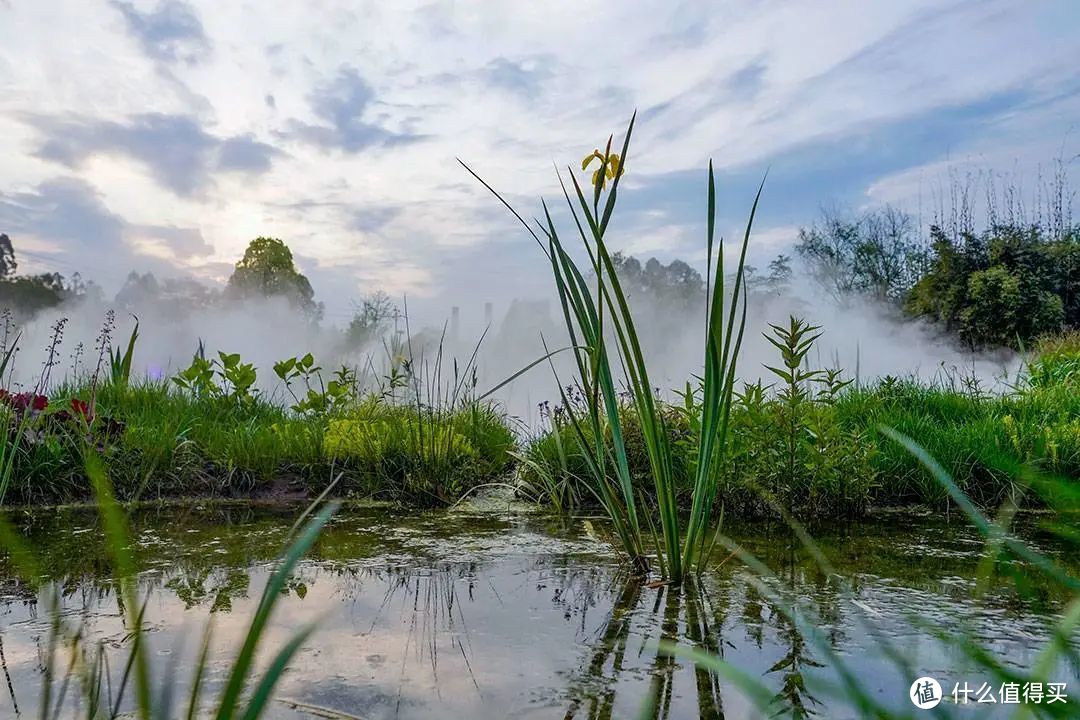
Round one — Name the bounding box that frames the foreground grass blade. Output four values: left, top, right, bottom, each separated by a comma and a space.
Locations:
216, 500, 339, 719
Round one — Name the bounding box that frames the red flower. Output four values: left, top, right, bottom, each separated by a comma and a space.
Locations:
7, 392, 48, 412
70, 398, 92, 421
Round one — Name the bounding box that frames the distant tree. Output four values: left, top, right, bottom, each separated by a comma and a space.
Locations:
114, 272, 217, 318
747, 254, 793, 298
226, 237, 319, 317
796, 206, 928, 303
346, 291, 395, 347
160, 277, 218, 310
115, 271, 161, 309
0, 273, 67, 316
0, 234, 16, 279
610, 252, 705, 310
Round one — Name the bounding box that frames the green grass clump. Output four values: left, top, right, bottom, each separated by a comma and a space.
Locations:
325, 399, 514, 505
1027, 330, 1080, 388
835, 379, 1080, 507
521, 380, 876, 521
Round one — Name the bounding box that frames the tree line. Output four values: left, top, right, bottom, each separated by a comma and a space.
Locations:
0, 234, 395, 349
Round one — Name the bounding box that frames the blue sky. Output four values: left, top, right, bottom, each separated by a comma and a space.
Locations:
1, 0, 1078, 322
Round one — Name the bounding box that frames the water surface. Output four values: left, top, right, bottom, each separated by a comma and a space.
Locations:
0, 503, 1076, 718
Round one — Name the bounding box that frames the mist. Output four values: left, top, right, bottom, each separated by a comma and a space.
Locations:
1, 261, 1017, 429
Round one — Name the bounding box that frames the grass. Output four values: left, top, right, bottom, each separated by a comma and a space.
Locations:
520, 328, 1080, 520
0, 328, 516, 506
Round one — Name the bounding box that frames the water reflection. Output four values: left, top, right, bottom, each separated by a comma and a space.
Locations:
0, 504, 1075, 719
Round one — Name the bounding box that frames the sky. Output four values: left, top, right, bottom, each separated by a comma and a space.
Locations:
1, 0, 1079, 325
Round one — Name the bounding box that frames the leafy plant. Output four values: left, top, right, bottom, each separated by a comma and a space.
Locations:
764, 316, 822, 505
173, 351, 257, 405
109, 315, 139, 390
274, 353, 355, 414
172, 354, 216, 398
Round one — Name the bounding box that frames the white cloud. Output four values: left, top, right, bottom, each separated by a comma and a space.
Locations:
1, 0, 1078, 319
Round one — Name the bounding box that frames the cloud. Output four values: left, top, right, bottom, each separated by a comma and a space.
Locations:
109, 0, 210, 64
2, 0, 1079, 323
32, 113, 280, 196
0, 177, 212, 284
725, 59, 768, 100
481, 56, 553, 98
218, 135, 280, 174
349, 205, 401, 233
287, 67, 424, 152
0, 178, 126, 255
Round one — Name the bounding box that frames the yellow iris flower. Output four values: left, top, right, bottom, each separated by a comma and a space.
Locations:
581, 148, 624, 190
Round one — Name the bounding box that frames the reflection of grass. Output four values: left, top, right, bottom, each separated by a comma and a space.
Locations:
561, 575, 732, 720
0, 454, 338, 718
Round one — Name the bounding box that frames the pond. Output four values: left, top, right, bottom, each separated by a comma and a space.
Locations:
0, 502, 1076, 719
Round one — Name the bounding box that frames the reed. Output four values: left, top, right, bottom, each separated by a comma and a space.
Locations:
463, 114, 761, 583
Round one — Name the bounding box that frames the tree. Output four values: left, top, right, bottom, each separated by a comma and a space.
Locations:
747, 254, 793, 297
0, 234, 16, 279
610, 252, 705, 310
796, 206, 928, 303
225, 237, 319, 317
0, 273, 67, 316
906, 223, 1079, 349
115, 271, 162, 309
346, 291, 395, 347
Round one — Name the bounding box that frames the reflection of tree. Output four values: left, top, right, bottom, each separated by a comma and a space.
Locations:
165, 567, 251, 612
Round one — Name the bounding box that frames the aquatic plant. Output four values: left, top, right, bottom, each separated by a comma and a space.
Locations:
464, 114, 759, 582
